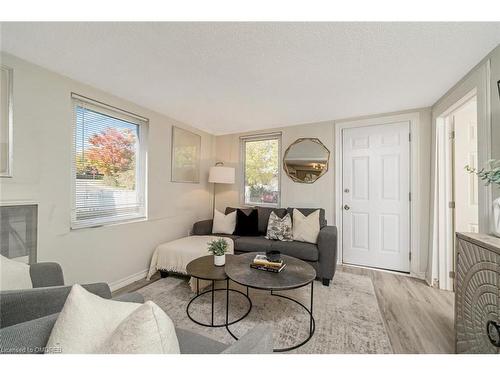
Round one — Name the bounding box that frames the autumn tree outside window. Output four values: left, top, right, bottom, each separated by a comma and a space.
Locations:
241, 133, 281, 207
71, 94, 148, 228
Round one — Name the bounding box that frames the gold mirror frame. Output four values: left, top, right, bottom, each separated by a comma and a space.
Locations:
283, 138, 330, 184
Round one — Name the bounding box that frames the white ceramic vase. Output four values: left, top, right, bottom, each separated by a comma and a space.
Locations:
214, 254, 225, 266
493, 197, 500, 238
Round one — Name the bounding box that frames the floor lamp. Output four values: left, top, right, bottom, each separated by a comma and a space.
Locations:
208, 162, 235, 216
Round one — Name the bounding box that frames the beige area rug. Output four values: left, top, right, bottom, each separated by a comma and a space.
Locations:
136, 270, 393, 354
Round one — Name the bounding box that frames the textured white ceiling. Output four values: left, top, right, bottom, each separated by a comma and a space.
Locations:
1, 22, 499, 135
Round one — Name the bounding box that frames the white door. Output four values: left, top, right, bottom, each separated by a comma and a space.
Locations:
452, 98, 479, 233
342, 122, 410, 272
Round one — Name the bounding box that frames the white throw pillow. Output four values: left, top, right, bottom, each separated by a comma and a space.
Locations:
46, 284, 142, 354
0, 255, 33, 291
96, 301, 180, 354
292, 209, 321, 244
212, 209, 236, 234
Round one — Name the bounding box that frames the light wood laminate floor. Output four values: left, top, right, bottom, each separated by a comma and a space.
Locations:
114, 266, 454, 354
339, 265, 455, 354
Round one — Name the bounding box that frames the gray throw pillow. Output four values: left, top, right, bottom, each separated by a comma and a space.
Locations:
265, 212, 293, 241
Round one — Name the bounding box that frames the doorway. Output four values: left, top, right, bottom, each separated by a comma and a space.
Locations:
341, 121, 411, 273
433, 93, 479, 290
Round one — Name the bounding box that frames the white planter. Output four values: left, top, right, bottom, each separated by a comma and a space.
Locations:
214, 254, 225, 266
493, 197, 500, 238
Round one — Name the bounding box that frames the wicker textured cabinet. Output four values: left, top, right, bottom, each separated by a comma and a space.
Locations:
455, 233, 500, 353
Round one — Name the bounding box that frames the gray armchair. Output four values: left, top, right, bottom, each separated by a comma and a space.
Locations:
0, 262, 273, 354
29, 262, 65, 288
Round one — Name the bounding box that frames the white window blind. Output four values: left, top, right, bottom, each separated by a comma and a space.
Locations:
71, 95, 148, 228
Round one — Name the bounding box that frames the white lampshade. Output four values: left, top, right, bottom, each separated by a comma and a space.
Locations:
209, 166, 235, 184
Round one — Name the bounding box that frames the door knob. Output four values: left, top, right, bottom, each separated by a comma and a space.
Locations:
344, 205, 350, 211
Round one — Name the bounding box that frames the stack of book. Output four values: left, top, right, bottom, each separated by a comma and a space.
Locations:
250, 254, 286, 273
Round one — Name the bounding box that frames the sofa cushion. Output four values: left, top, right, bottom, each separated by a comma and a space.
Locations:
46, 284, 141, 353
96, 301, 180, 354
234, 236, 272, 253
234, 209, 259, 236
225, 206, 254, 215
256, 206, 287, 234
287, 207, 327, 228
265, 212, 293, 241
0, 255, 33, 291
212, 209, 236, 234
270, 240, 319, 262
292, 209, 321, 244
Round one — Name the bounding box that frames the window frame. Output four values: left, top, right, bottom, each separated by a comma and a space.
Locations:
70, 94, 148, 229
240, 132, 282, 208
0, 65, 14, 178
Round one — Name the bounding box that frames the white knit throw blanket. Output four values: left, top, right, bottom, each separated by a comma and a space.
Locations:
147, 235, 234, 292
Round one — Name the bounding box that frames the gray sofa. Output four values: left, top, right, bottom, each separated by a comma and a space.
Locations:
0, 262, 273, 354
192, 206, 338, 286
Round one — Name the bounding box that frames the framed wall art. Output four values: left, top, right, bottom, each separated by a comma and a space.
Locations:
171, 126, 201, 183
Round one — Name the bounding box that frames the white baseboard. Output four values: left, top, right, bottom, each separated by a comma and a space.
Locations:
410, 271, 427, 281
109, 268, 148, 292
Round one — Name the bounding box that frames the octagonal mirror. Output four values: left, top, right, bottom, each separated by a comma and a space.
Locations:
283, 138, 330, 183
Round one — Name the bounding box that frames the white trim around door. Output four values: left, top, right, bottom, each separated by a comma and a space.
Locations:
335, 112, 424, 279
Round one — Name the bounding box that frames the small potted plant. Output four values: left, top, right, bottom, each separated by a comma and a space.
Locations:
466, 159, 500, 237
207, 238, 229, 266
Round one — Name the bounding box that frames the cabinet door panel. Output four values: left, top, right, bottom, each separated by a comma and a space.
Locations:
455, 238, 499, 353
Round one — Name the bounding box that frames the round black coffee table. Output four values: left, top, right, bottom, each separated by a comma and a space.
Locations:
224, 252, 316, 352
186, 255, 251, 328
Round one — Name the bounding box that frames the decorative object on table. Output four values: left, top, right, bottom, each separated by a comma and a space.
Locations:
265, 211, 293, 241
171, 126, 201, 183
208, 162, 235, 215
207, 238, 229, 266
466, 159, 500, 236
250, 253, 286, 273
234, 208, 259, 236
283, 138, 330, 184
494, 198, 500, 237
212, 209, 236, 234
265, 250, 281, 263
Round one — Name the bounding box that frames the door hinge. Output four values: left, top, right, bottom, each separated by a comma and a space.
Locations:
409, 252, 412, 261
449, 271, 455, 279
449, 201, 456, 209
449, 131, 456, 140
409, 133, 412, 142
409, 192, 411, 202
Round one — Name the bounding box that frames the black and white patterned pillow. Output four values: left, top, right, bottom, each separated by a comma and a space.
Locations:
265, 212, 293, 241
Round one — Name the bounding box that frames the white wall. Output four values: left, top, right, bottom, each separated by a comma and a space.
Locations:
0, 53, 214, 288
490, 46, 500, 201
431, 44, 500, 234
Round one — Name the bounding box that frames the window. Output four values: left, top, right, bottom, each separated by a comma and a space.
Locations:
241, 134, 281, 206
0, 65, 13, 177
71, 94, 148, 228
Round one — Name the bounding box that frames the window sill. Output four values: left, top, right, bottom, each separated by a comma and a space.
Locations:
70, 215, 147, 231
244, 202, 279, 208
